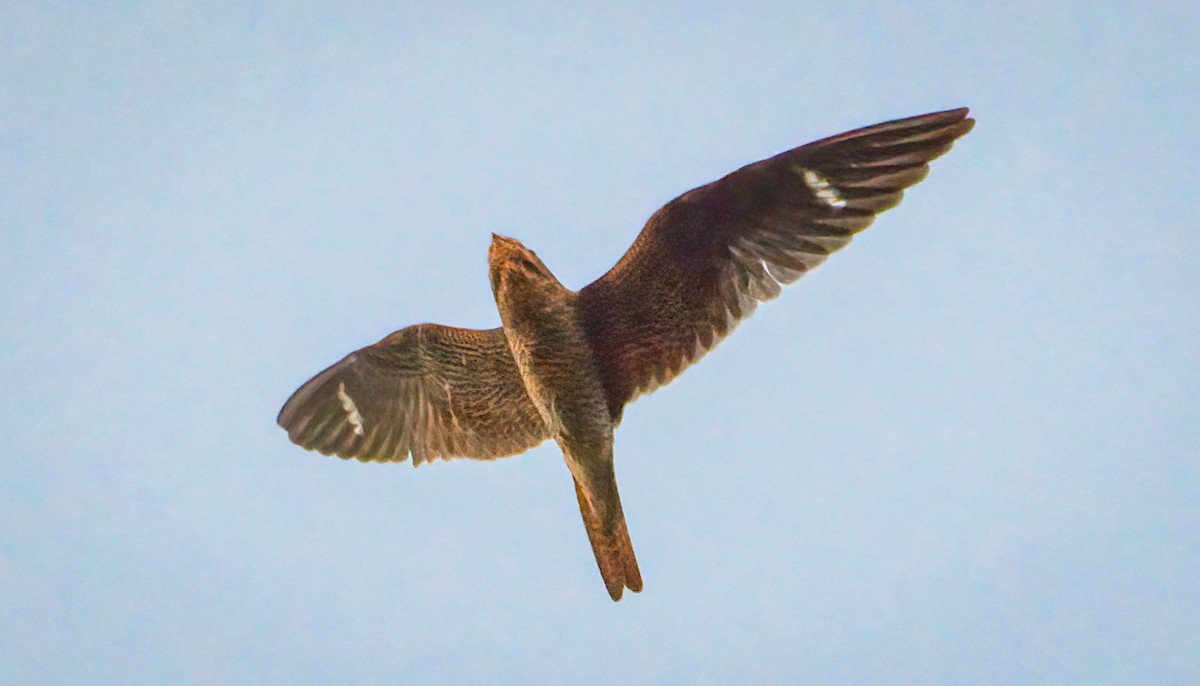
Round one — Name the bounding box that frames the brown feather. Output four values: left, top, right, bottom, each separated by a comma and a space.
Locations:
573, 477, 643, 601
279, 108, 975, 601
578, 108, 975, 421
277, 324, 548, 464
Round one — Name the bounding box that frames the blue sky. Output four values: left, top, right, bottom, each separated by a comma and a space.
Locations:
2, 2, 1197, 684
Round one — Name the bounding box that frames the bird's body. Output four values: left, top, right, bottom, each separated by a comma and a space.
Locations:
278, 107, 975, 600
489, 236, 642, 598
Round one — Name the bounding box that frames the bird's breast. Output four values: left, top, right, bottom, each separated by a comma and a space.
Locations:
496, 290, 610, 439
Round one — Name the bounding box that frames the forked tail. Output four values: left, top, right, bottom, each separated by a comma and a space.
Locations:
573, 477, 643, 601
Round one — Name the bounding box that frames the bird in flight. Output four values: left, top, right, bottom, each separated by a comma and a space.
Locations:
278, 107, 975, 601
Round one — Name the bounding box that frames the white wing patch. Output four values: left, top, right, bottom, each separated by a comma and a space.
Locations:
801, 168, 847, 209
336, 382, 366, 436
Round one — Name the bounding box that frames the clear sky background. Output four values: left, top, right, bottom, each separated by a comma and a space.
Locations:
2, 2, 1197, 684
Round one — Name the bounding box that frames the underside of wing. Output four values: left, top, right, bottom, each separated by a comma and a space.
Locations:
577, 107, 975, 421
277, 324, 548, 465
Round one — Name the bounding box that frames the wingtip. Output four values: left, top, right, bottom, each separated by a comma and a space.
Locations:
917, 106, 973, 131
944, 106, 975, 134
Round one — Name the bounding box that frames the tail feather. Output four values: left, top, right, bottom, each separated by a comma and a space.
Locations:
573, 477, 643, 601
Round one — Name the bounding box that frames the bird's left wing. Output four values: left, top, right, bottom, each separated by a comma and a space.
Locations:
278, 324, 548, 465
577, 108, 974, 422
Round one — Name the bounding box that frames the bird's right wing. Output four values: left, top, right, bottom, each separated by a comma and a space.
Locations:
577, 108, 974, 421
278, 324, 549, 465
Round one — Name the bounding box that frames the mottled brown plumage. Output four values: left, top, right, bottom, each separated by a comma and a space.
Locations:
278, 107, 975, 600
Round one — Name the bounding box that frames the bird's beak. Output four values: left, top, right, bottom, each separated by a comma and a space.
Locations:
488, 234, 513, 292
489, 233, 521, 263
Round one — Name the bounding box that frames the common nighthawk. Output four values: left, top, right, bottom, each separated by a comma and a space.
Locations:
278, 107, 975, 600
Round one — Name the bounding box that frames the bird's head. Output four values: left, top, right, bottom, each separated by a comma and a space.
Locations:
488, 233, 559, 297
